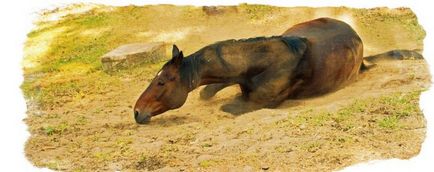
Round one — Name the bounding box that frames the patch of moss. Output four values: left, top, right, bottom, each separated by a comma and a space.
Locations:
135, 153, 166, 170
378, 115, 400, 129
199, 159, 217, 168
42, 122, 69, 136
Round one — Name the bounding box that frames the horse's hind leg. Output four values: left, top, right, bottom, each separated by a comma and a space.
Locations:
249, 71, 292, 108
221, 69, 291, 115
200, 83, 234, 100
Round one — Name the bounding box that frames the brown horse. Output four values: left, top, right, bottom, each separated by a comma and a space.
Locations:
134, 17, 422, 124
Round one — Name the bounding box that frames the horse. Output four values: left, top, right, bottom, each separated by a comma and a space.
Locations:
133, 17, 422, 124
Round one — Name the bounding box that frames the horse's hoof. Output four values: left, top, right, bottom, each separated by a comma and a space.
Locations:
199, 89, 216, 100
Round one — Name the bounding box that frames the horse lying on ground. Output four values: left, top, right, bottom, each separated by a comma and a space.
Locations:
133, 17, 423, 124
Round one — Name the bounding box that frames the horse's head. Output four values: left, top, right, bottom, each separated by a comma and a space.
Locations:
134, 45, 189, 124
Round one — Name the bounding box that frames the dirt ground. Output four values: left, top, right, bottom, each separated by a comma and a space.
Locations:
22, 4, 430, 171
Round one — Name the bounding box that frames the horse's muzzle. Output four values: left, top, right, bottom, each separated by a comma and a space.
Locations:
134, 110, 151, 124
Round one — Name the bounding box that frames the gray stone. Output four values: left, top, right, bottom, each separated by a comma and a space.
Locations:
101, 42, 168, 72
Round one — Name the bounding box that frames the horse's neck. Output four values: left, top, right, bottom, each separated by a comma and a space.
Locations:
180, 55, 204, 92
181, 43, 247, 91
181, 49, 228, 92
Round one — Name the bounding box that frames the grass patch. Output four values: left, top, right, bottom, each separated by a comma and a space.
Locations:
274, 90, 422, 132
303, 142, 322, 153
311, 112, 332, 126
94, 151, 113, 162
45, 161, 61, 170
42, 122, 69, 135
378, 116, 400, 129
75, 115, 88, 125
160, 144, 179, 153
201, 143, 213, 148
374, 91, 422, 129
239, 3, 278, 20
74, 12, 110, 27
199, 159, 217, 168
115, 137, 133, 156
135, 153, 166, 170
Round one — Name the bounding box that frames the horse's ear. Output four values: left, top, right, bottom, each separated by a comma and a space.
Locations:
171, 44, 183, 66
172, 44, 180, 57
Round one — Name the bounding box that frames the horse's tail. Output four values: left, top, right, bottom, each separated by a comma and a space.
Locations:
360, 49, 423, 72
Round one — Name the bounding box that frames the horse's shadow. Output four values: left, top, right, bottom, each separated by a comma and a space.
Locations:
148, 95, 304, 127
219, 95, 304, 115
219, 96, 258, 115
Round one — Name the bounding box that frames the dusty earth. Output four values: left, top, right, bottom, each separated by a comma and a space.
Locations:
22, 4, 430, 171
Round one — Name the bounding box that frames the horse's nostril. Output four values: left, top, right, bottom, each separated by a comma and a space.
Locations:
134, 110, 139, 119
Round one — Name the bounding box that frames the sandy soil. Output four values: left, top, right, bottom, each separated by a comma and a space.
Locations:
22, 4, 430, 171
25, 59, 431, 171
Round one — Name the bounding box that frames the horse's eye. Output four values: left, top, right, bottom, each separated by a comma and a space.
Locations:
157, 80, 165, 86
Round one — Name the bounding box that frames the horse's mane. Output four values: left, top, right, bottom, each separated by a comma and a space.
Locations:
186, 35, 284, 58
213, 35, 282, 45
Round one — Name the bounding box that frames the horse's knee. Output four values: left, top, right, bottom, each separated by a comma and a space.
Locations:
248, 91, 273, 104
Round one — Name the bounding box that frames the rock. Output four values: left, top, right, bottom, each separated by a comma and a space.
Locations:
101, 42, 168, 72
261, 165, 269, 171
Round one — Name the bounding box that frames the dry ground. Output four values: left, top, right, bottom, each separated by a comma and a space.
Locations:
22, 4, 430, 171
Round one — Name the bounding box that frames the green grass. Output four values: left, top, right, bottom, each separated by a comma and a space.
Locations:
199, 159, 217, 168
239, 3, 278, 20
75, 115, 88, 125
353, 7, 425, 52
135, 153, 166, 170
375, 91, 422, 129
74, 13, 110, 27
42, 122, 69, 135
378, 116, 400, 129
273, 90, 422, 131
45, 161, 61, 170
311, 112, 332, 126
22, 6, 165, 110
201, 143, 213, 148
94, 151, 113, 162
43, 126, 55, 136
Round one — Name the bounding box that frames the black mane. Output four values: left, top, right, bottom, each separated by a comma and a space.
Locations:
214, 35, 283, 45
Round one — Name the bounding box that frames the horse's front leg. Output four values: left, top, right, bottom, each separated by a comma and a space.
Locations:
200, 83, 234, 100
